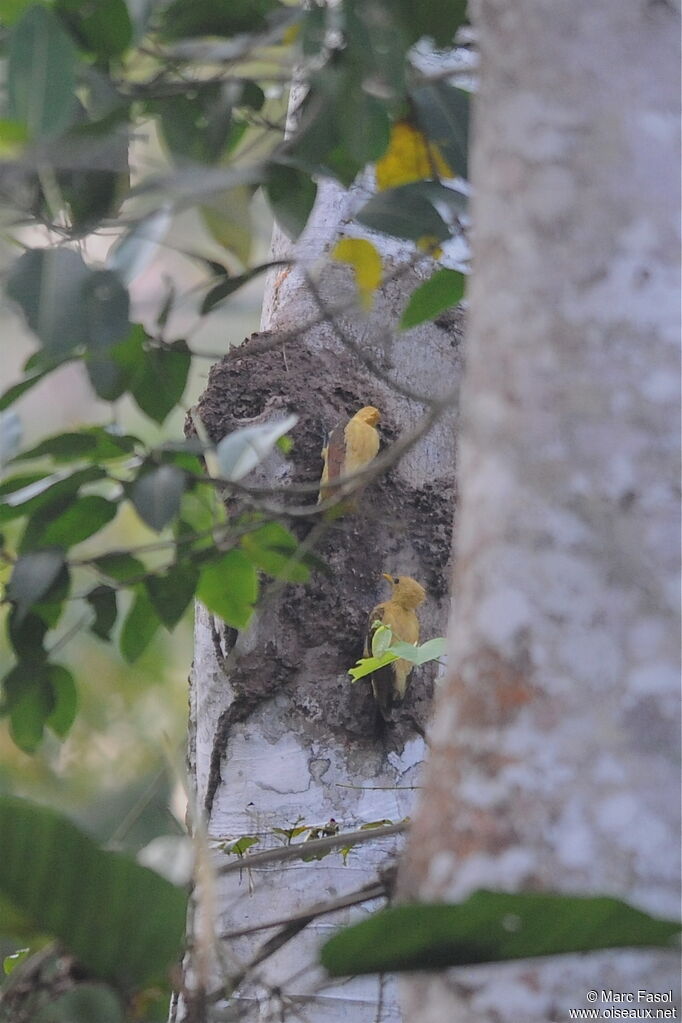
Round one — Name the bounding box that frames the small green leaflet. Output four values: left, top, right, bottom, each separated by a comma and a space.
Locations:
349, 636, 446, 682
400, 269, 465, 330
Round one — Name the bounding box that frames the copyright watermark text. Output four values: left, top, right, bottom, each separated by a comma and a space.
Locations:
567, 989, 678, 1020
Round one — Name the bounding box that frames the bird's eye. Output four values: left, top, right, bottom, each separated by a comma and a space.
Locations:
393, 577, 399, 584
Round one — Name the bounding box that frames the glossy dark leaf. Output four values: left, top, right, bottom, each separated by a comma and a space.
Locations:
120, 587, 161, 663
82, 270, 131, 349
6, 609, 49, 662
200, 261, 282, 314
9, 680, 54, 753
130, 465, 186, 532
55, 0, 133, 59
265, 165, 317, 241
20, 495, 118, 552
197, 550, 258, 629
0, 472, 46, 499
6, 249, 92, 357
400, 269, 465, 329
86, 322, 146, 402
130, 340, 191, 424
390, 0, 468, 47
15, 427, 137, 464
93, 552, 146, 585
0, 364, 67, 413
86, 586, 118, 640
45, 664, 77, 738
321, 891, 681, 976
35, 984, 124, 1023
411, 82, 470, 181
153, 85, 234, 165
7, 6, 78, 139
0, 795, 188, 985
0, 466, 106, 525
7, 551, 65, 623
356, 187, 450, 243
159, 0, 282, 40
6, 251, 129, 360
283, 69, 363, 186
145, 562, 199, 628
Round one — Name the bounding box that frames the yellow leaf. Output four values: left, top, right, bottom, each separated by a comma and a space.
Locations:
375, 120, 453, 191
416, 235, 443, 258
331, 238, 382, 310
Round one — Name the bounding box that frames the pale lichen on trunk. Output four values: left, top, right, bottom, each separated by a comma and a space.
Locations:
400, 2, 680, 1021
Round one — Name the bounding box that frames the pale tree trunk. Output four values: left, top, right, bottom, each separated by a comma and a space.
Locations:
181, 177, 464, 1021
400, 2, 681, 1021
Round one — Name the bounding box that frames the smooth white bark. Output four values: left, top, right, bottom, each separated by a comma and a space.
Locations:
184, 179, 463, 1021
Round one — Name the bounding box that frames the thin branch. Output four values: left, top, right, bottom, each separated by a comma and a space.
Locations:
220, 878, 388, 941
213, 820, 407, 875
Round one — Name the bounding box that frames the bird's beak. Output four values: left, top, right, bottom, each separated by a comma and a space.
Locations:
382, 573, 393, 583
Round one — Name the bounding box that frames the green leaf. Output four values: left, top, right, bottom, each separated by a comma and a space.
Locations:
0, 364, 67, 413
0, 471, 46, 498
86, 585, 118, 640
35, 984, 124, 1023
130, 465, 186, 532
92, 552, 145, 585
153, 85, 235, 165
20, 495, 118, 551
145, 562, 198, 629
321, 891, 681, 976
215, 414, 298, 482
6, 609, 48, 662
7, 5, 78, 139
81, 269, 131, 350
55, 0, 133, 59
0, 466, 107, 525
387, 636, 446, 664
242, 523, 310, 583
356, 187, 450, 243
15, 427, 137, 464
130, 340, 191, 424
400, 269, 465, 329
200, 261, 282, 315
265, 164, 317, 241
348, 650, 398, 682
45, 664, 77, 738
7, 551, 65, 623
9, 682, 54, 753
159, 0, 282, 40
390, 0, 468, 47
86, 322, 145, 402
411, 82, 470, 181
0, 795, 187, 986
3, 947, 30, 976
371, 623, 394, 657
197, 550, 258, 629
120, 587, 161, 663
6, 250, 129, 359
282, 68, 363, 187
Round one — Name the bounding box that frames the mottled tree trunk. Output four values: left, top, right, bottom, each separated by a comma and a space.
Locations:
400, 2, 680, 1021
182, 179, 464, 1020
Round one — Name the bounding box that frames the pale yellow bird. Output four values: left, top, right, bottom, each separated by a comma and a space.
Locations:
365, 573, 426, 722
318, 406, 381, 504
